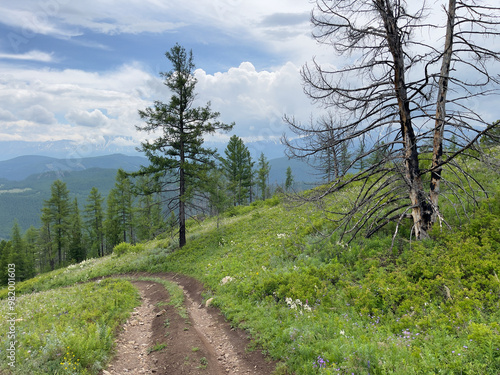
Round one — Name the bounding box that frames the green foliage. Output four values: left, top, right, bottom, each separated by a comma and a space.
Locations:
0, 279, 139, 375
221, 135, 254, 205
134, 43, 234, 248
112, 242, 145, 257
257, 152, 271, 200
1, 160, 499, 374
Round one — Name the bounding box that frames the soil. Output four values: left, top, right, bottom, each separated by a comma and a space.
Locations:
101, 273, 277, 375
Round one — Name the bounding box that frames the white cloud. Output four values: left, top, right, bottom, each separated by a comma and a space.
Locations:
66, 109, 109, 127
22, 105, 56, 125
0, 59, 314, 145
0, 63, 154, 142
194, 61, 314, 141
0, 109, 16, 121
0, 50, 55, 62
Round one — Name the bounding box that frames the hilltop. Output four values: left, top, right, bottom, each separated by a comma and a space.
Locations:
1, 184, 499, 373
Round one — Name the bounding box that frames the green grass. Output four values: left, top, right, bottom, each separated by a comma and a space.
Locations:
1, 169, 499, 373
0, 279, 139, 374
147, 343, 167, 354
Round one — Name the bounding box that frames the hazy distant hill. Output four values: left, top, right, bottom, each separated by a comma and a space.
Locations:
267, 156, 320, 188
0, 154, 317, 240
0, 154, 148, 239
0, 154, 148, 181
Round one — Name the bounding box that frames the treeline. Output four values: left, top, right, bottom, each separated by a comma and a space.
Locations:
0, 135, 290, 284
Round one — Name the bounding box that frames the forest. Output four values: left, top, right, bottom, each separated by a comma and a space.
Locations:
0, 135, 283, 280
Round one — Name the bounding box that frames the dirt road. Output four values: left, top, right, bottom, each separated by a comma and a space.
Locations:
102, 273, 277, 375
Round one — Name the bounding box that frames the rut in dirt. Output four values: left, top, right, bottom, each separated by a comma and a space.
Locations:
102, 273, 277, 375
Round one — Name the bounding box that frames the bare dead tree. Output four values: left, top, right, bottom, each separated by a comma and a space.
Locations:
282, 0, 500, 241
284, 112, 353, 183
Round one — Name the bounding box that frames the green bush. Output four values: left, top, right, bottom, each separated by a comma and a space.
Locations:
112, 242, 133, 256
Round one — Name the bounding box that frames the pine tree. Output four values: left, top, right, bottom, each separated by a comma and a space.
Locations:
204, 167, 231, 229
221, 135, 254, 205
0, 241, 12, 285
285, 166, 294, 191
68, 198, 85, 263
23, 226, 39, 273
8, 221, 29, 281
84, 187, 105, 257
104, 189, 122, 253
257, 153, 271, 200
41, 180, 70, 268
135, 44, 233, 248
135, 175, 165, 241
111, 170, 135, 243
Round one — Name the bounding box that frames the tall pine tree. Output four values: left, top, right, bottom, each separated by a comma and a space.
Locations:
84, 187, 105, 257
257, 153, 271, 200
68, 198, 85, 263
221, 135, 254, 205
41, 180, 70, 268
135, 43, 233, 248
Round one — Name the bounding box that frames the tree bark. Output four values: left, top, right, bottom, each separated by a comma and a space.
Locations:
430, 0, 456, 223
377, 0, 433, 239
179, 94, 187, 248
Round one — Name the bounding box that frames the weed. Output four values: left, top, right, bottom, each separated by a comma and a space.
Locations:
147, 343, 167, 354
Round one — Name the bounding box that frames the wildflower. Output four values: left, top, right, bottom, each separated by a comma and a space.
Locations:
340, 330, 345, 336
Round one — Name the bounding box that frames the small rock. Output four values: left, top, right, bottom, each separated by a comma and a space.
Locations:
205, 297, 214, 307
156, 309, 166, 317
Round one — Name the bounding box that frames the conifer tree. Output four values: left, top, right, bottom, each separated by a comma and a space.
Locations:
9, 221, 29, 281
257, 153, 271, 200
41, 180, 70, 267
23, 226, 39, 273
111, 170, 135, 243
104, 189, 122, 252
68, 198, 85, 263
84, 187, 105, 257
135, 43, 233, 248
204, 167, 231, 228
0, 241, 12, 285
221, 135, 254, 205
135, 175, 165, 241
285, 166, 294, 191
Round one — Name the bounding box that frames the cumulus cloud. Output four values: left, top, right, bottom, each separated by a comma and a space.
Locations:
0, 59, 314, 146
194, 61, 313, 141
0, 109, 16, 121
66, 109, 109, 128
0, 62, 154, 142
22, 105, 56, 125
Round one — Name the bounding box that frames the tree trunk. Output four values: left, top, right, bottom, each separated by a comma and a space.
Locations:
430, 0, 456, 222
378, 0, 434, 239
178, 108, 187, 248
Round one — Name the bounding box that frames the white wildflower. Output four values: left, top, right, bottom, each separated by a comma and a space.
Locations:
220, 276, 234, 285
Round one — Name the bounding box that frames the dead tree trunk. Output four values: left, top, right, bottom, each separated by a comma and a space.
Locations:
377, 0, 433, 239
430, 0, 456, 223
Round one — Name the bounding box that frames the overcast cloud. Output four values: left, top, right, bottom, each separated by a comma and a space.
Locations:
0, 0, 498, 159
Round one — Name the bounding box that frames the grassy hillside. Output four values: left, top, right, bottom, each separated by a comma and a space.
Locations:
1, 181, 499, 374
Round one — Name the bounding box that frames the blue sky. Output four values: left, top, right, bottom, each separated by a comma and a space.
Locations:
0, 0, 498, 161
0, 0, 325, 160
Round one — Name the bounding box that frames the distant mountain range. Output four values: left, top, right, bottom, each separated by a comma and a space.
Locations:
0, 154, 148, 181
0, 153, 318, 240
